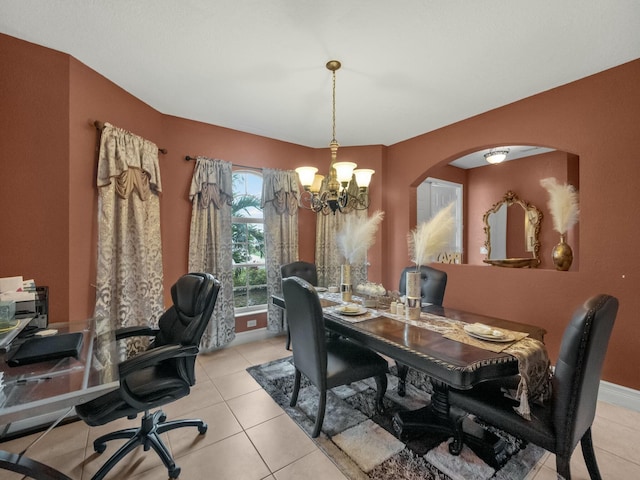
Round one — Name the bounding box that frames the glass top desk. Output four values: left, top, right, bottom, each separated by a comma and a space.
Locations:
0, 317, 118, 479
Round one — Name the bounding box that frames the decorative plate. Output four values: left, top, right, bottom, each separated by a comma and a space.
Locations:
336, 306, 368, 316
463, 324, 514, 342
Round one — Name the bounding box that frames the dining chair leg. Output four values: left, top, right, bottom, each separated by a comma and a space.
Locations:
581, 427, 602, 480
374, 373, 388, 413
290, 369, 301, 407
312, 390, 327, 438
556, 453, 571, 480
395, 361, 409, 396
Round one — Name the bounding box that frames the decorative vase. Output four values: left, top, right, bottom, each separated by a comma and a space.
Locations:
340, 264, 352, 302
405, 271, 422, 319
552, 234, 573, 271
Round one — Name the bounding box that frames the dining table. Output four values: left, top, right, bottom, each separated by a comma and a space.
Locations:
272, 290, 549, 467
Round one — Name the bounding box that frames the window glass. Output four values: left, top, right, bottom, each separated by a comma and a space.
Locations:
232, 171, 266, 311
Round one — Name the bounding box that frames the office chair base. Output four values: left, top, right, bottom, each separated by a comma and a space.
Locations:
91, 409, 207, 480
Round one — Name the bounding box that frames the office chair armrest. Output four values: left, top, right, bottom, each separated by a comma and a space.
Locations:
118, 344, 199, 378
115, 325, 159, 340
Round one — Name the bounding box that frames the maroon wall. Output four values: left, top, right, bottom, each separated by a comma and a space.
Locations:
2, 33, 640, 389
384, 59, 640, 389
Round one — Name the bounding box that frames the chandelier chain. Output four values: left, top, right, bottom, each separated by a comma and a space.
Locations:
331, 68, 337, 144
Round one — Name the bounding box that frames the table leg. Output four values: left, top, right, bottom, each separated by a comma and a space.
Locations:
392, 378, 452, 438
391, 380, 508, 469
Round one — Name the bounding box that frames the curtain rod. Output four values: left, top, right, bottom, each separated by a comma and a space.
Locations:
185, 155, 262, 171
93, 120, 168, 154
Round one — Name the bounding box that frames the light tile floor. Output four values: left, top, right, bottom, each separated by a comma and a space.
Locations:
1, 335, 639, 479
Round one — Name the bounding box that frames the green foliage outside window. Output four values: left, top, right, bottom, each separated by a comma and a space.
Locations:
232, 171, 266, 309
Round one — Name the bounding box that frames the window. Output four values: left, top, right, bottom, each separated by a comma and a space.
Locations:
232, 170, 266, 311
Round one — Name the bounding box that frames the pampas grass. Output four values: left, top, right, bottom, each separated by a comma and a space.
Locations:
540, 177, 579, 234
408, 202, 455, 269
336, 210, 384, 264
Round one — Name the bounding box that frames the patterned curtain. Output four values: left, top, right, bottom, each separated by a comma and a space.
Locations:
262, 168, 299, 331
94, 123, 165, 354
188, 157, 235, 350
315, 177, 369, 288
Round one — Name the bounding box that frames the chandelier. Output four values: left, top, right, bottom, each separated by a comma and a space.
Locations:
295, 60, 374, 215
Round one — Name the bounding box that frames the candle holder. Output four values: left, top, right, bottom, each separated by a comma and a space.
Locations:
340, 264, 352, 302
406, 296, 421, 320
341, 283, 352, 302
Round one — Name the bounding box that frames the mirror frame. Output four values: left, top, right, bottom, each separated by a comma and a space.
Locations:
482, 190, 543, 268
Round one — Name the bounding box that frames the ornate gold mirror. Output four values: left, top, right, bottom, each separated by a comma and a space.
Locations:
482, 191, 543, 268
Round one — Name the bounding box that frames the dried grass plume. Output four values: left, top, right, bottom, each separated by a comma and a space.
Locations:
408, 202, 455, 269
336, 210, 385, 264
540, 177, 579, 234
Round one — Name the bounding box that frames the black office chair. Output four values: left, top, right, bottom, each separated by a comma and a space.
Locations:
396, 265, 448, 396
282, 276, 388, 438
448, 294, 618, 480
280, 261, 318, 350
76, 273, 221, 480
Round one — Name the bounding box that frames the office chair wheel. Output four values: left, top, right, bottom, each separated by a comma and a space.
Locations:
198, 422, 208, 434
169, 466, 181, 479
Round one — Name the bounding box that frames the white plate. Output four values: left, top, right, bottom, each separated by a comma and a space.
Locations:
336, 306, 368, 316
464, 325, 514, 342
315, 287, 327, 292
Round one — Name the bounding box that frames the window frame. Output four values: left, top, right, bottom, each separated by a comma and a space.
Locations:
231, 170, 267, 313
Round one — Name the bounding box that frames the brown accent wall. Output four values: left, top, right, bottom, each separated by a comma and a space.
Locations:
384, 59, 640, 389
0, 34, 70, 320
2, 33, 639, 390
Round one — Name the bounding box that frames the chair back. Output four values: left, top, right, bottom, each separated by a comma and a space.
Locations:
155, 272, 221, 383
281, 261, 318, 286
553, 294, 618, 455
282, 276, 327, 388
398, 265, 447, 306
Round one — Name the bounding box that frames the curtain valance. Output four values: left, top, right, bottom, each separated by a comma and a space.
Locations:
261, 168, 300, 215
189, 157, 233, 210
97, 123, 162, 198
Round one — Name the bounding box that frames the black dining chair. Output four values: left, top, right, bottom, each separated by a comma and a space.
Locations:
280, 261, 318, 350
282, 276, 388, 438
396, 265, 448, 396
448, 294, 618, 480
75, 273, 221, 480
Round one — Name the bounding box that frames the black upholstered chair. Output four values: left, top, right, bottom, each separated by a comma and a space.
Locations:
76, 273, 221, 480
448, 294, 618, 480
396, 265, 448, 395
282, 276, 388, 438
280, 261, 318, 350
398, 265, 447, 306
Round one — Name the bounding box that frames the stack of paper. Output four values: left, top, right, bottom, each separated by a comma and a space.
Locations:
0, 276, 36, 315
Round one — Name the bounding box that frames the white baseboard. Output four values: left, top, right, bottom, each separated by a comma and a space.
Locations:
229, 327, 283, 346
599, 380, 640, 412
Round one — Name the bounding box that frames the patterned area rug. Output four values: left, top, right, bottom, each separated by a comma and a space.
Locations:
247, 356, 544, 480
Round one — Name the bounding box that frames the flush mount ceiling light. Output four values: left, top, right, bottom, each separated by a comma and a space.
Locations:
295, 60, 373, 215
484, 148, 510, 164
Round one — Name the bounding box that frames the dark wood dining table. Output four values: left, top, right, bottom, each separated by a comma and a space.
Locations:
272, 292, 547, 467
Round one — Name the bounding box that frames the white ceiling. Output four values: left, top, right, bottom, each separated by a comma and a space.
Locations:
2, 0, 640, 151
